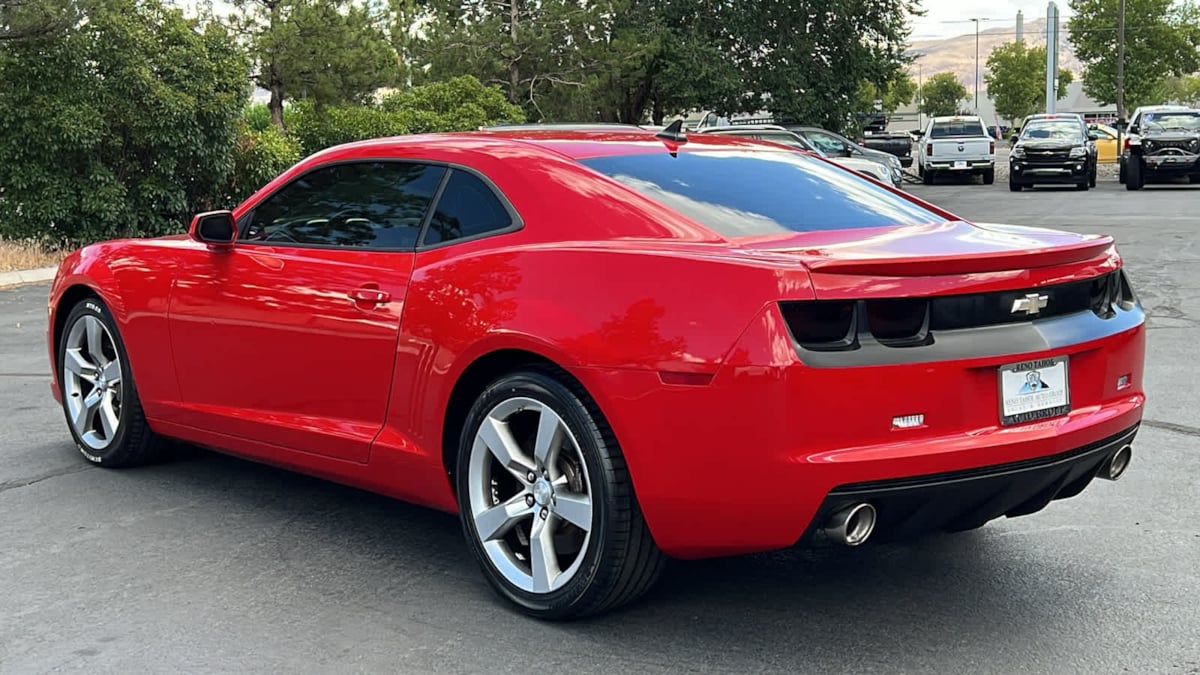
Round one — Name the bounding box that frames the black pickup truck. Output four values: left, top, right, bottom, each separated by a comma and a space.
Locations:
857, 113, 914, 166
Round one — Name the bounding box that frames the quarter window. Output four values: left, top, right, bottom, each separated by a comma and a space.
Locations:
241, 162, 445, 249
422, 170, 513, 245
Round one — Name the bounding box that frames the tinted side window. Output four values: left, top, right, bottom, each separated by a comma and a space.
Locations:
805, 131, 847, 154
242, 162, 445, 249
422, 170, 513, 245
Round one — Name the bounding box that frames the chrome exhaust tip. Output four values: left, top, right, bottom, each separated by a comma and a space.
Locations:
1098, 444, 1133, 481
824, 502, 877, 546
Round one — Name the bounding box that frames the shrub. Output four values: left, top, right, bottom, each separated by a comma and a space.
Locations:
225, 125, 303, 205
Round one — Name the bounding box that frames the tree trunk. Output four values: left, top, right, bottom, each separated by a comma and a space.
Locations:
652, 98, 664, 126
507, 0, 520, 105
268, 74, 285, 131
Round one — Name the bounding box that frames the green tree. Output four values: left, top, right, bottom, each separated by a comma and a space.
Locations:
234, 0, 400, 130
985, 41, 1073, 121
0, 0, 81, 41
1068, 0, 1200, 114
0, 0, 249, 244
733, 0, 920, 131
919, 72, 968, 117
856, 72, 917, 114
288, 75, 524, 155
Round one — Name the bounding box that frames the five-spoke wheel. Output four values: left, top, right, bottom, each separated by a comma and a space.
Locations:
456, 369, 664, 619
57, 299, 165, 466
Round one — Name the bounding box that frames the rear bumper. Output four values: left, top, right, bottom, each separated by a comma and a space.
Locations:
926, 159, 994, 172
802, 424, 1138, 544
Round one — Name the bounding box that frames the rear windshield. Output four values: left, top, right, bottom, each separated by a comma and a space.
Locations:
930, 119, 986, 138
579, 150, 942, 236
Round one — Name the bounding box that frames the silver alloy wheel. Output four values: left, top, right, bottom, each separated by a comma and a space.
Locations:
62, 315, 123, 452
468, 396, 594, 594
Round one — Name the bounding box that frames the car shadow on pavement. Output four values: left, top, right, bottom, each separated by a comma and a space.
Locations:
90, 443, 1107, 669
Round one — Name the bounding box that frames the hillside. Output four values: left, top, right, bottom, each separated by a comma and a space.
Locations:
908, 18, 1081, 94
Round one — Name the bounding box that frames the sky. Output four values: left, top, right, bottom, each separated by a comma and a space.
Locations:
909, 0, 1073, 40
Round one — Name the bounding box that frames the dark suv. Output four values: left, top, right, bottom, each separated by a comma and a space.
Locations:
1008, 115, 1098, 191
1125, 108, 1200, 190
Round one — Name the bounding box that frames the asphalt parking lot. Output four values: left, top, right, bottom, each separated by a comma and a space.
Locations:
2, 180, 1198, 674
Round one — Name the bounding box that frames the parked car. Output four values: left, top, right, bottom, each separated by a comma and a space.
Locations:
1009, 115, 1099, 191
47, 123, 1145, 620
1087, 123, 1121, 164
1123, 107, 1200, 190
695, 124, 903, 188
785, 126, 906, 184
918, 115, 996, 184
1118, 104, 1192, 183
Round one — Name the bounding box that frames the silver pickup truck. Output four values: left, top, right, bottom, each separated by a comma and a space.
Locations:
917, 115, 996, 185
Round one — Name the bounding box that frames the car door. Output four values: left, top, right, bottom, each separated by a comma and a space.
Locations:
167, 161, 446, 463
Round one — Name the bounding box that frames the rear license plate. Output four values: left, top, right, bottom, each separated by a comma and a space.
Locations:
953, 160, 968, 169
998, 356, 1071, 426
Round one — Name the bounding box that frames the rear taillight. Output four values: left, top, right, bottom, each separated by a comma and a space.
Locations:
925, 143, 933, 156
779, 300, 932, 352
989, 140, 995, 154
1123, 137, 1130, 151
778, 301, 857, 351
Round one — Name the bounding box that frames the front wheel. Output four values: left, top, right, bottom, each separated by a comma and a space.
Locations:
57, 298, 167, 466
456, 369, 665, 620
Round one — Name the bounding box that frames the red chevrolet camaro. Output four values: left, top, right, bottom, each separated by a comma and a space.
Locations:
46, 124, 1145, 619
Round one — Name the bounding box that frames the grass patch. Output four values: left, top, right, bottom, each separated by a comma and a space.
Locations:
0, 238, 68, 273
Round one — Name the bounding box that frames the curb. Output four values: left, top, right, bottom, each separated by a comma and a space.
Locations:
0, 266, 57, 289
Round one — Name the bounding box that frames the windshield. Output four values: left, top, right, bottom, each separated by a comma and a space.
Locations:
1142, 112, 1200, 132
930, 119, 986, 138
579, 150, 942, 237
1020, 120, 1083, 141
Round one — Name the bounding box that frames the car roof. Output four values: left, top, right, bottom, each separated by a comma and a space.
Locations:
303, 127, 791, 165
931, 115, 982, 121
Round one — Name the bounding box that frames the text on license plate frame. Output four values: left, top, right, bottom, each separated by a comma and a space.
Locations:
997, 355, 1071, 426
953, 160, 968, 169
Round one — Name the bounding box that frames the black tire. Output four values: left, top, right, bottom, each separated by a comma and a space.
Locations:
922, 168, 934, 185
57, 298, 167, 467
1076, 180, 1089, 191
1125, 157, 1143, 191
1009, 178, 1023, 192
1089, 170, 1097, 188
981, 168, 995, 185
1119, 159, 1127, 184
456, 369, 665, 620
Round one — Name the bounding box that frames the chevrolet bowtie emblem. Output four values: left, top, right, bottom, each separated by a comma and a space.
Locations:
1011, 293, 1049, 315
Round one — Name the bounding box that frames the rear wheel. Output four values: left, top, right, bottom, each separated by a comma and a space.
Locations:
57, 299, 167, 466
456, 369, 664, 620
922, 168, 934, 185
1119, 158, 1127, 184
982, 168, 995, 185
1126, 157, 1144, 191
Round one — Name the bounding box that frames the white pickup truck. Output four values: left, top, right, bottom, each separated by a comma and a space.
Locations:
918, 115, 996, 185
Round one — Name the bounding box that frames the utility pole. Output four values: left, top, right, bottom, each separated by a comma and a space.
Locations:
1045, 2, 1059, 114
1117, 0, 1127, 120
971, 18, 982, 112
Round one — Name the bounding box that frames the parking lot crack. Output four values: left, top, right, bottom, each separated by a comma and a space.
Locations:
1142, 419, 1200, 439
0, 464, 92, 494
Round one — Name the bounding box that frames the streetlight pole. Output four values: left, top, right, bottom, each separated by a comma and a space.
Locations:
1117, 0, 1127, 120
969, 18, 989, 113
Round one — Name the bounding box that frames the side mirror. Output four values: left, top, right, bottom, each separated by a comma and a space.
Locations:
1010, 133, 1019, 144
842, 144, 855, 157
190, 210, 237, 248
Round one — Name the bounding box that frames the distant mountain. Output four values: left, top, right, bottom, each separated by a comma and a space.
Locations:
907, 18, 1080, 95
